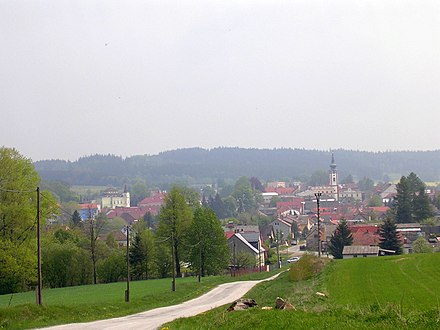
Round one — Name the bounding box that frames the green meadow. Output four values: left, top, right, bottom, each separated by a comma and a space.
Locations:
167, 253, 440, 329
0, 270, 279, 329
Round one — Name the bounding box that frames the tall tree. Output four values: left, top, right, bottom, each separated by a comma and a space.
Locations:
358, 177, 375, 192
308, 170, 328, 186
341, 174, 354, 184
379, 218, 402, 254
209, 193, 227, 219
250, 177, 264, 192
129, 231, 145, 280
394, 176, 413, 223
83, 212, 106, 284
393, 173, 433, 223
71, 210, 82, 227
141, 229, 156, 279
413, 187, 435, 222
328, 219, 353, 259
0, 148, 58, 293
232, 177, 255, 213
157, 187, 192, 277
185, 207, 228, 278
406, 172, 425, 194
130, 181, 148, 206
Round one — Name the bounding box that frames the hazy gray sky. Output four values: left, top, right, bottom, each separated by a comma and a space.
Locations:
1, 0, 439, 161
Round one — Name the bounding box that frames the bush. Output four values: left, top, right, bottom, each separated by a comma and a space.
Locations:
288, 254, 326, 282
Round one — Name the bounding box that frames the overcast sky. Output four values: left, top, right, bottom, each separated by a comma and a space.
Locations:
1, 0, 439, 161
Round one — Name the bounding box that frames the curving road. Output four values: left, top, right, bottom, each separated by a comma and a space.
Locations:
40, 273, 281, 330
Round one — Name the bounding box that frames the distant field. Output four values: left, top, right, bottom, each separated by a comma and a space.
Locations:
70, 185, 107, 194
167, 253, 440, 329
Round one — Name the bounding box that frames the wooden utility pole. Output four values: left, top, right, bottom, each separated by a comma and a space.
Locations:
171, 232, 176, 291
36, 187, 42, 305
125, 225, 130, 302
315, 193, 322, 257
198, 241, 202, 283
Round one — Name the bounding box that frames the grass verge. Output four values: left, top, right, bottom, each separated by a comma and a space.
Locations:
0, 268, 282, 330
165, 254, 440, 329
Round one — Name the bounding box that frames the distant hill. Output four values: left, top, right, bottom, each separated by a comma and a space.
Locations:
34, 147, 440, 187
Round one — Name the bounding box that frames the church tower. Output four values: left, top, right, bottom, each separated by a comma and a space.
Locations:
329, 152, 338, 200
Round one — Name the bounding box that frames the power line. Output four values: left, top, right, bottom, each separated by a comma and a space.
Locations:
0, 186, 36, 193
40, 192, 75, 219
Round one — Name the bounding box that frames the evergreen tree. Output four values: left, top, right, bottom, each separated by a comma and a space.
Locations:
379, 218, 402, 254
394, 173, 434, 223
358, 176, 375, 192
394, 176, 413, 223
143, 211, 155, 229
328, 219, 353, 259
413, 187, 435, 222
209, 193, 227, 219
129, 231, 145, 280
407, 172, 425, 195
71, 210, 82, 227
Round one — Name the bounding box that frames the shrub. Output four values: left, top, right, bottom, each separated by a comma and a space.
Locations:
288, 254, 326, 282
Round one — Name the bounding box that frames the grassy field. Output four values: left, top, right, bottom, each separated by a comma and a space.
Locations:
324, 253, 440, 309
0, 269, 280, 330
166, 253, 440, 329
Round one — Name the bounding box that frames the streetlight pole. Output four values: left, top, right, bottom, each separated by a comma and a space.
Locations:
315, 193, 322, 257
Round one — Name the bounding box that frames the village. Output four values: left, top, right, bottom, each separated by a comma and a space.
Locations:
74, 153, 440, 269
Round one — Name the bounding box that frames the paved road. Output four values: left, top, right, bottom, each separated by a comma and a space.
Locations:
40, 273, 280, 330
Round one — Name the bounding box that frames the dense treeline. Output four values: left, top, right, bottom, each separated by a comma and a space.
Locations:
34, 148, 440, 187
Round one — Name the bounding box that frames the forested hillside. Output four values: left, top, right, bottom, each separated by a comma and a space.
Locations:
34, 147, 440, 187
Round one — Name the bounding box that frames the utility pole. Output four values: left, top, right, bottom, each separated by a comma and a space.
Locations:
276, 236, 281, 269
36, 187, 42, 305
315, 193, 322, 257
233, 240, 236, 277
125, 225, 130, 302
198, 241, 202, 283
89, 207, 97, 285
258, 240, 262, 272
171, 232, 176, 291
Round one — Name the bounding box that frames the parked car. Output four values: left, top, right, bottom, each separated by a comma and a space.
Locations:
287, 257, 300, 263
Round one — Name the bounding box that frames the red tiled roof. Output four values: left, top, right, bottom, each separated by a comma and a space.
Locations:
265, 187, 296, 195
367, 206, 390, 213
80, 203, 99, 209
138, 191, 166, 207
106, 207, 146, 220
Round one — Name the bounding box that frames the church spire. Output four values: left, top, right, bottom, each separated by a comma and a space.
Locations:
329, 152, 338, 186
330, 152, 336, 171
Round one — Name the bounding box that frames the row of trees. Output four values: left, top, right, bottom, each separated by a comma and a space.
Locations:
42, 187, 230, 291
0, 147, 231, 294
